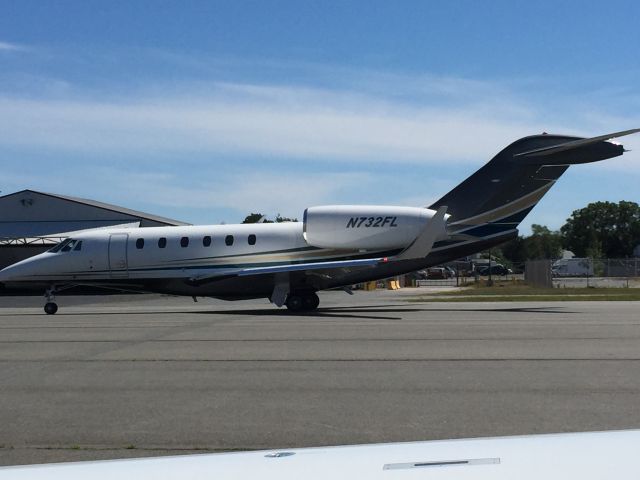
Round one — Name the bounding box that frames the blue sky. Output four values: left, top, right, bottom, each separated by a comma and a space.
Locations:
1, 1, 639, 233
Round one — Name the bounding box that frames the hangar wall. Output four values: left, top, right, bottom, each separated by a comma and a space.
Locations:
0, 190, 189, 269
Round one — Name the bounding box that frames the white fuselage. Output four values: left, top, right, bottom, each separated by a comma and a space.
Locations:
0, 222, 353, 283
0, 205, 449, 286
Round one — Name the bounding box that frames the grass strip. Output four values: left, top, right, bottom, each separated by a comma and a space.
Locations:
409, 282, 640, 302
411, 294, 640, 302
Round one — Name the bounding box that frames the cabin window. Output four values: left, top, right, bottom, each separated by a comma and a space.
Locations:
225, 235, 234, 246
136, 238, 144, 249
248, 234, 256, 245
203, 236, 212, 247
158, 237, 167, 248
181, 237, 189, 248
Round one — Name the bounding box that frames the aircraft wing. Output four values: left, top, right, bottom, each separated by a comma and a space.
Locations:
237, 257, 387, 276
187, 257, 387, 285
1, 430, 639, 479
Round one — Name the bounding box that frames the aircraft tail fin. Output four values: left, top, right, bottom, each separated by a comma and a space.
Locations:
429, 130, 638, 238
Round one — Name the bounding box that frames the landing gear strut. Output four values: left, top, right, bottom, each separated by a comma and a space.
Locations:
44, 286, 58, 315
285, 292, 320, 312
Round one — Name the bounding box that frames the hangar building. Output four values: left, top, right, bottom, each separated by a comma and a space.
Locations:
0, 190, 188, 268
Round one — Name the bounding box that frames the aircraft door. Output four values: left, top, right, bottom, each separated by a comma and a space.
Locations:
108, 233, 129, 278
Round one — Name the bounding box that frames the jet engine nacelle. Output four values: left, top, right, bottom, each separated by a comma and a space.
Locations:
303, 205, 446, 250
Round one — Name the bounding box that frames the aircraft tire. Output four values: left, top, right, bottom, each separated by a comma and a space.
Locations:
44, 302, 58, 315
302, 293, 320, 311
285, 295, 304, 312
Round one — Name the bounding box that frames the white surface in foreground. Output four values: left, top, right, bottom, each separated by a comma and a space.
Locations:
0, 430, 637, 479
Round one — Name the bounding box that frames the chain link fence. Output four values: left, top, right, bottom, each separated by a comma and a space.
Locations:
595, 258, 640, 277
409, 258, 640, 289
550, 258, 640, 288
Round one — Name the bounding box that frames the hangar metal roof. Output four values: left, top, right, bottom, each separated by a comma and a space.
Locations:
0, 190, 190, 228
0, 222, 142, 245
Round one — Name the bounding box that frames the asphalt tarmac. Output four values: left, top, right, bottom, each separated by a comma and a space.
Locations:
1, 291, 639, 466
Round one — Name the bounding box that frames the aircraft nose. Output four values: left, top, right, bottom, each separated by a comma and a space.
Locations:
0, 257, 40, 283
0, 265, 15, 283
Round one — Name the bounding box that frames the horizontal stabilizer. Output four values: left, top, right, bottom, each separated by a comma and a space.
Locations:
514, 128, 640, 158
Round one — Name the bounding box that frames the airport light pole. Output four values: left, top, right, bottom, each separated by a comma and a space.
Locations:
487, 249, 493, 286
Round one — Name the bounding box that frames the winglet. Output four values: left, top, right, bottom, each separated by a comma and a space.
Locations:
394, 206, 448, 260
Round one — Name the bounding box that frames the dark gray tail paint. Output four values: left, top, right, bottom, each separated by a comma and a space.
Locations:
429, 133, 624, 237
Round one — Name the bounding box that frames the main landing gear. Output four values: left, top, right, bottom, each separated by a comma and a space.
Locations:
285, 292, 320, 312
44, 286, 58, 315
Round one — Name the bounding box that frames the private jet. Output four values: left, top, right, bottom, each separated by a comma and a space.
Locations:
0, 129, 637, 314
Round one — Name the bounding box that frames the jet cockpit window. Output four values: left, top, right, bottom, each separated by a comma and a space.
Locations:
48, 239, 70, 253
51, 239, 82, 253
61, 239, 81, 252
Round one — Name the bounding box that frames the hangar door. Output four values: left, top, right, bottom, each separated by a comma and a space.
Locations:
108, 233, 129, 278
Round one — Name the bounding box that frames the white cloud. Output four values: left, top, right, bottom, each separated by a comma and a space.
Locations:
0, 63, 638, 228
128, 172, 350, 210
52, 168, 373, 222
0, 41, 27, 52
0, 56, 638, 168
0, 81, 566, 165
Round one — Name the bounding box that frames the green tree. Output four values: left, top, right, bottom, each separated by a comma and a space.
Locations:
242, 213, 265, 224
501, 236, 527, 264
561, 201, 640, 257
525, 224, 562, 260
500, 224, 562, 264
242, 213, 298, 224
274, 214, 297, 223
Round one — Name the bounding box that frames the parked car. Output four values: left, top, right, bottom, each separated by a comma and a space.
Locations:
426, 267, 453, 279
444, 266, 456, 277
476, 264, 512, 276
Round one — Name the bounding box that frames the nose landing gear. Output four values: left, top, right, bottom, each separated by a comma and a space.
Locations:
44, 302, 58, 315
44, 287, 58, 315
